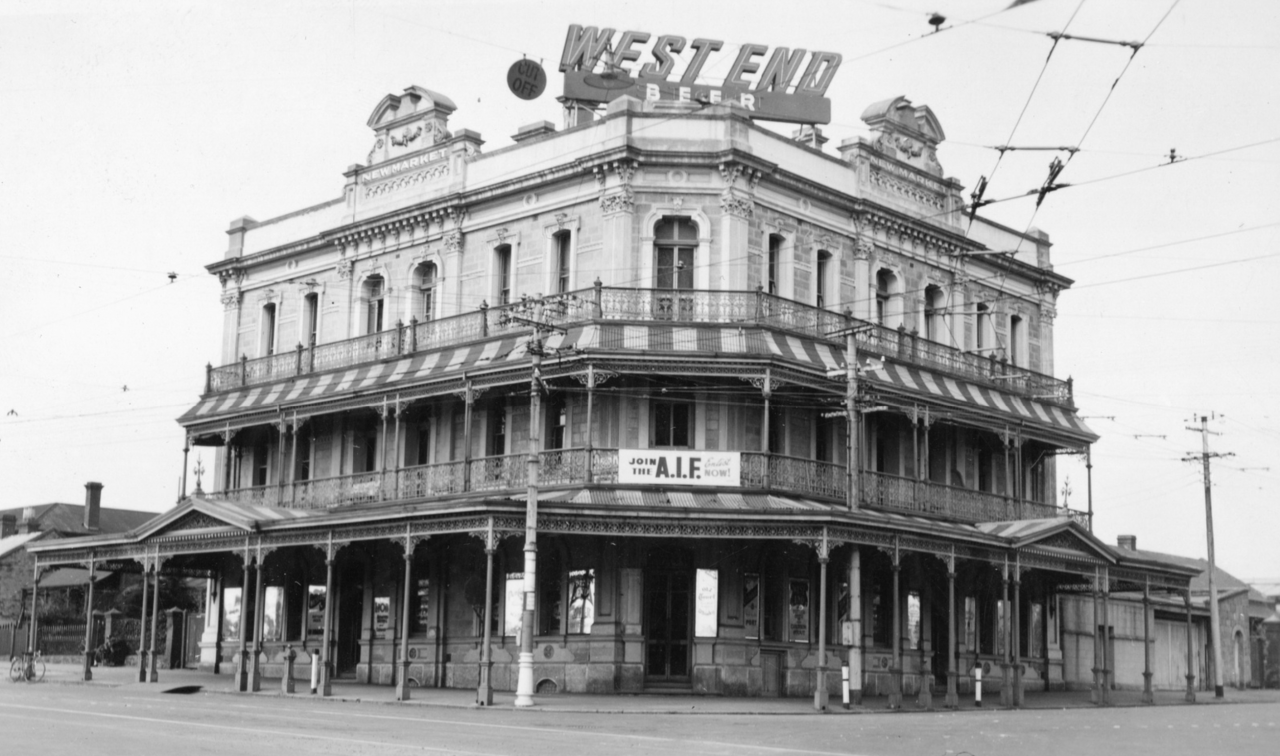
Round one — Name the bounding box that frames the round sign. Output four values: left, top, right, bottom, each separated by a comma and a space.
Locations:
507, 59, 547, 101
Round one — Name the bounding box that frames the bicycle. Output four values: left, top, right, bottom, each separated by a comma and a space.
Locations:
9, 651, 45, 683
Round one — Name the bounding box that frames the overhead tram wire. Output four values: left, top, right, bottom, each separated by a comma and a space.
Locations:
964, 0, 1086, 233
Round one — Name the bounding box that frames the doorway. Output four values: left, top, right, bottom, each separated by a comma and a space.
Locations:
336, 562, 365, 678
645, 570, 692, 684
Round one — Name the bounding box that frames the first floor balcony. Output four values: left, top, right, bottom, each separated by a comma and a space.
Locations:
218, 448, 1088, 527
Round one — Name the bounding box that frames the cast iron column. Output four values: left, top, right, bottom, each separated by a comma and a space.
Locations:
1011, 569, 1022, 707
945, 556, 958, 708
1142, 577, 1154, 703
82, 556, 95, 682
478, 531, 497, 706
999, 562, 1011, 707
888, 546, 902, 709
813, 534, 830, 711
1101, 570, 1112, 706
236, 559, 250, 691
1184, 589, 1197, 702
148, 566, 160, 683
321, 552, 335, 697
138, 561, 151, 684
250, 555, 264, 691
397, 538, 414, 701
1091, 570, 1101, 705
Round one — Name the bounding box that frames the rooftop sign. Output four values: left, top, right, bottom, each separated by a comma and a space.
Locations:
559, 25, 841, 125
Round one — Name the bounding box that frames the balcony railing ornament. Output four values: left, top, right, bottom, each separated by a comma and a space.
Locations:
204, 286, 1074, 409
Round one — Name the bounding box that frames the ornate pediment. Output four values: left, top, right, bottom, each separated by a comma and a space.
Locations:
152, 510, 244, 538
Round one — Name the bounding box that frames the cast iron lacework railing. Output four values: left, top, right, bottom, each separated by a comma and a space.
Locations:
218, 448, 1088, 527
206, 285, 1072, 407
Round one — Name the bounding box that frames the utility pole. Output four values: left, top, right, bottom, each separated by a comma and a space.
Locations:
505, 296, 563, 708
1184, 415, 1232, 699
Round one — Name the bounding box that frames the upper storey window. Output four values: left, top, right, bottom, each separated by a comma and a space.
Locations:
303, 293, 319, 347
554, 231, 572, 294
924, 284, 945, 343
260, 303, 277, 357
816, 250, 832, 309
364, 275, 386, 335
495, 245, 513, 306
1009, 314, 1024, 367
875, 269, 901, 328
415, 262, 437, 322
653, 400, 692, 448
767, 234, 783, 295
976, 303, 991, 354
655, 218, 696, 290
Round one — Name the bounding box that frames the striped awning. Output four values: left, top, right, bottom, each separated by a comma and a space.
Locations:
179, 324, 843, 428
865, 362, 1095, 441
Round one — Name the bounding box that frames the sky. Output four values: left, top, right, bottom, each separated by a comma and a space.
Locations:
1, 0, 1277, 579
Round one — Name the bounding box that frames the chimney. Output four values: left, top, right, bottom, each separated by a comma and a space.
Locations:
17, 507, 37, 534
84, 481, 104, 531
1117, 535, 1137, 551
0, 514, 15, 538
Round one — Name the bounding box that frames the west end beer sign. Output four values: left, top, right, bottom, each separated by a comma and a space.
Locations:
559, 25, 841, 125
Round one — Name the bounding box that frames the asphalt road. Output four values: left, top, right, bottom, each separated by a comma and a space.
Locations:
1, 681, 1276, 756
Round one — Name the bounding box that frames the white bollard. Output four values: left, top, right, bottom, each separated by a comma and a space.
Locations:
841, 665, 851, 709
974, 665, 983, 707
310, 649, 320, 695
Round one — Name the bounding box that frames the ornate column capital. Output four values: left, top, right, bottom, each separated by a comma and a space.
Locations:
720, 192, 754, 219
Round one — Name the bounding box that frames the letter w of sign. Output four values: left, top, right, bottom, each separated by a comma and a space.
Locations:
560, 25, 615, 72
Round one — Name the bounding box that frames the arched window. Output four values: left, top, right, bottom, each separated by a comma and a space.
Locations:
816, 250, 832, 309
924, 284, 945, 342
655, 218, 696, 289
875, 269, 899, 327
363, 275, 386, 335
976, 303, 991, 353
414, 262, 437, 322
495, 245, 513, 306
767, 234, 783, 295
654, 218, 697, 320
1009, 314, 1024, 367
260, 303, 277, 356
302, 292, 319, 347
553, 231, 572, 294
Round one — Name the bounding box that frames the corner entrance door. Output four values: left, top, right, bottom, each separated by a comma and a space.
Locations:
645, 570, 691, 683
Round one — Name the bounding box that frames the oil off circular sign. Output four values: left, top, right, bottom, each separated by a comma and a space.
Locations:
507, 59, 547, 100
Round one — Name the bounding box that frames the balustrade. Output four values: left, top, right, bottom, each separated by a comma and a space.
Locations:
205, 286, 1071, 407
220, 450, 1085, 526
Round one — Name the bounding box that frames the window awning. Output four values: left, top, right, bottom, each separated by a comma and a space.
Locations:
179, 324, 844, 428
864, 361, 1096, 443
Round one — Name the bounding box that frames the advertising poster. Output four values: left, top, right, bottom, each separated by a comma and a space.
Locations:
307, 585, 326, 637
415, 578, 431, 631
695, 569, 718, 638
223, 587, 242, 640
374, 596, 391, 639
618, 449, 740, 487
262, 586, 283, 642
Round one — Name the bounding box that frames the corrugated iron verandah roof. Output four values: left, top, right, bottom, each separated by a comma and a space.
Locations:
23, 495, 1194, 590
180, 322, 1092, 442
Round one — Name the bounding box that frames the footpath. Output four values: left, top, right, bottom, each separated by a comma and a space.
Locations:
23, 662, 1280, 716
